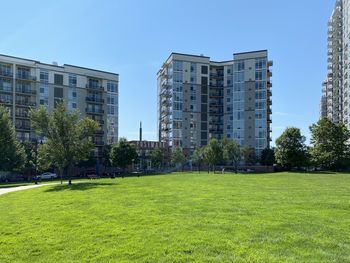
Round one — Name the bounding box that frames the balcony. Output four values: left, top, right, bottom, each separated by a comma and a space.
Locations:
0, 70, 13, 78
86, 97, 104, 104
267, 60, 273, 67
267, 70, 272, 78
86, 84, 104, 91
86, 108, 104, 114
267, 99, 272, 106
210, 72, 224, 78
16, 73, 36, 81
209, 92, 224, 98
93, 140, 105, 146
0, 99, 12, 105
268, 108, 272, 115
15, 112, 30, 119
267, 81, 272, 88
0, 87, 12, 93
16, 88, 36, 95
95, 130, 104, 136
267, 90, 272, 97
267, 117, 272, 124
16, 100, 36, 107
15, 124, 31, 130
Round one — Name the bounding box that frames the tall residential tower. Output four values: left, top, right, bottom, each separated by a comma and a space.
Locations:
321, 0, 350, 128
158, 51, 273, 157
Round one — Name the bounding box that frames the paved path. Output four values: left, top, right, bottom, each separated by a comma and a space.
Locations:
0, 181, 81, 196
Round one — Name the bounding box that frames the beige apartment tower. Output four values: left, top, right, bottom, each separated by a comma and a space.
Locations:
0, 54, 118, 156
158, 51, 273, 157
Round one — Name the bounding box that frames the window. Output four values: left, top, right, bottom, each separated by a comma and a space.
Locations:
201, 66, 208, 74
72, 91, 77, 98
40, 71, 49, 83
234, 61, 245, 71
72, 102, 77, 109
173, 61, 183, 72
69, 75, 77, 87
54, 87, 63, 98
54, 74, 63, 85
107, 81, 118, 93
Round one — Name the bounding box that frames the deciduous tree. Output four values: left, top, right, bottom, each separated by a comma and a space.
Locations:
30, 103, 99, 183
110, 138, 138, 171
223, 140, 241, 173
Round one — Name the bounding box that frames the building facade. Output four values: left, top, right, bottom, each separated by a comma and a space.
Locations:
157, 51, 272, 157
321, 0, 350, 127
0, 54, 119, 156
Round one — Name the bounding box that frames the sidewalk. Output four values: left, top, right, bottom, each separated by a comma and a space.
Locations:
0, 184, 44, 196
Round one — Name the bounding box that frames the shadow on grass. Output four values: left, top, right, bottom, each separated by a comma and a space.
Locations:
286, 171, 340, 175
44, 182, 116, 192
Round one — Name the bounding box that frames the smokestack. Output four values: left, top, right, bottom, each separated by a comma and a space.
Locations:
139, 121, 142, 142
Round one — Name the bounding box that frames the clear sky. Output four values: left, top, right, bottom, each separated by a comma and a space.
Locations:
1, 0, 335, 144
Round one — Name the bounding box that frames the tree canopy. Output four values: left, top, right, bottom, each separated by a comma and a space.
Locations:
0, 106, 26, 171
275, 127, 308, 169
205, 138, 223, 171
309, 118, 350, 170
171, 147, 186, 168
223, 140, 241, 173
110, 137, 138, 170
30, 103, 99, 179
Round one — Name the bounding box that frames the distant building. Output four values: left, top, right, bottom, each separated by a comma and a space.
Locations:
0, 54, 119, 157
157, 51, 273, 157
129, 140, 170, 169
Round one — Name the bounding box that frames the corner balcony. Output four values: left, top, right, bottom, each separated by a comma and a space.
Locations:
86, 84, 104, 91
86, 108, 104, 115
16, 100, 36, 107
86, 97, 104, 104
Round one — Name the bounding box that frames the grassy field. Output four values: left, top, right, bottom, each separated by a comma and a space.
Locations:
0, 172, 350, 262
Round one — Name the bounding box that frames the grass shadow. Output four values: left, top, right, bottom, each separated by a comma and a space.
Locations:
0, 183, 30, 189
44, 182, 116, 192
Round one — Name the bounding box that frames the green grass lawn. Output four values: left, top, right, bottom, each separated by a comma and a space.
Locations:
1, 172, 350, 262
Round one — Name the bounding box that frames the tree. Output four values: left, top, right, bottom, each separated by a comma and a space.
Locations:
223, 140, 241, 173
151, 148, 164, 170
0, 106, 26, 171
309, 118, 350, 170
260, 148, 275, 166
192, 147, 206, 173
275, 127, 308, 169
243, 146, 257, 166
205, 138, 223, 172
171, 147, 186, 170
110, 138, 138, 171
30, 103, 99, 183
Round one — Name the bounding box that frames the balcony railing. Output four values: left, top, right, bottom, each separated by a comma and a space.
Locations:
86, 97, 104, 103
15, 112, 30, 118
16, 88, 36, 95
16, 73, 36, 81
0, 99, 12, 104
15, 101, 36, 106
86, 84, 104, 90
15, 124, 31, 130
0, 70, 13, 78
0, 87, 12, 93
86, 108, 104, 114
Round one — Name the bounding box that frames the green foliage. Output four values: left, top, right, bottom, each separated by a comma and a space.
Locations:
150, 148, 164, 169
242, 146, 257, 166
205, 138, 223, 170
30, 103, 99, 176
223, 140, 241, 173
192, 147, 206, 172
1, 173, 350, 262
0, 106, 26, 171
260, 148, 275, 166
275, 127, 308, 169
110, 137, 138, 169
309, 118, 350, 170
171, 147, 186, 167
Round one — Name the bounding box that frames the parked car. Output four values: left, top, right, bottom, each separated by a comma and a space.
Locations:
35, 172, 57, 180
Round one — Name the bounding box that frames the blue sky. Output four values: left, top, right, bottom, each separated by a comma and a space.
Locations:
1, 0, 335, 144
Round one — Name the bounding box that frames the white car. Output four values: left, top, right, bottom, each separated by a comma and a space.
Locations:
37, 172, 57, 180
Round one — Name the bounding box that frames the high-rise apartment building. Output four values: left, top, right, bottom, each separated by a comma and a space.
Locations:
0, 54, 119, 156
157, 51, 273, 157
321, 0, 350, 127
